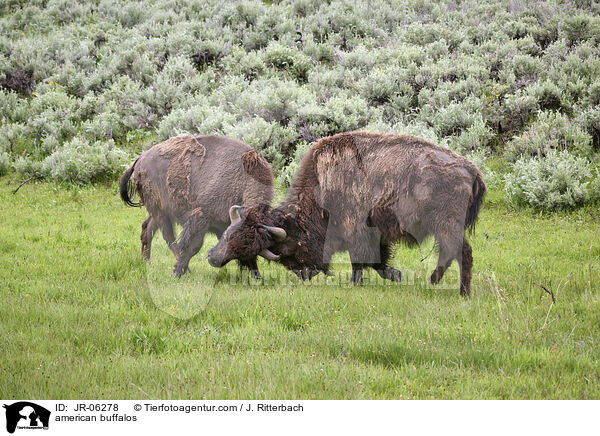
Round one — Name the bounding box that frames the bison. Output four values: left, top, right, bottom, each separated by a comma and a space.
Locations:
207, 131, 486, 296
120, 135, 273, 277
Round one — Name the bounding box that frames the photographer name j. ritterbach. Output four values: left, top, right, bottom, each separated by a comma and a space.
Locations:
142, 403, 303, 413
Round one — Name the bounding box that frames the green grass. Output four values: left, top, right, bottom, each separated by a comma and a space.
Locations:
0, 175, 599, 399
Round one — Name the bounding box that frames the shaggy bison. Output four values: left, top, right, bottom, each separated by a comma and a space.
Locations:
120, 135, 273, 277
208, 131, 485, 296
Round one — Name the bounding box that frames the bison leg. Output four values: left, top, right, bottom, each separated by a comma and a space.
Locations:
238, 258, 262, 280
351, 264, 363, 285
173, 214, 207, 277
430, 232, 462, 288
141, 216, 158, 260
374, 243, 403, 282
159, 216, 179, 258
347, 229, 381, 285
460, 239, 473, 297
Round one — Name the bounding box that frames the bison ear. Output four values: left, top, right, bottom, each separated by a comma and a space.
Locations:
262, 225, 287, 242
229, 205, 244, 225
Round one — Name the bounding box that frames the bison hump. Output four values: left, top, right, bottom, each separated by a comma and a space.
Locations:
159, 136, 207, 211
242, 149, 273, 186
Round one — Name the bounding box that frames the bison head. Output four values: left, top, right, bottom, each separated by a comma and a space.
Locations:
207, 205, 287, 268
208, 205, 326, 280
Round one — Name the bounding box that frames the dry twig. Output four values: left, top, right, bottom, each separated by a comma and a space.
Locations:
12, 176, 34, 194
535, 282, 556, 303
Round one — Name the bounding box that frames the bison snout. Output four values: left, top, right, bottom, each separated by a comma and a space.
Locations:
207, 249, 226, 268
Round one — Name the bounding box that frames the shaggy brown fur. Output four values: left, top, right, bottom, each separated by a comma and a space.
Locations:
120, 135, 273, 277
158, 136, 206, 211
242, 149, 274, 186
208, 131, 485, 296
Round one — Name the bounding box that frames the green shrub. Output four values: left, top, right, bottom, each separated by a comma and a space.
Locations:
465, 150, 499, 188
505, 111, 592, 161
302, 41, 335, 64
527, 81, 565, 112
223, 48, 266, 81
224, 117, 293, 171
40, 137, 129, 183
391, 121, 445, 147
358, 68, 398, 106
190, 40, 227, 70
0, 152, 9, 176
228, 78, 316, 127
306, 67, 346, 101
430, 98, 484, 137
0, 89, 28, 122
563, 15, 590, 47
263, 42, 312, 83
323, 93, 375, 132
505, 54, 542, 87
340, 45, 375, 71
454, 117, 496, 154
583, 79, 600, 107
12, 157, 45, 179
1, 0, 600, 187
0, 123, 25, 155
575, 106, 600, 148
590, 170, 600, 204
157, 103, 237, 140
505, 150, 592, 210
498, 90, 538, 136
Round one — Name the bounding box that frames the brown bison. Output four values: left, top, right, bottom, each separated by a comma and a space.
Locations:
120, 135, 273, 277
208, 131, 486, 296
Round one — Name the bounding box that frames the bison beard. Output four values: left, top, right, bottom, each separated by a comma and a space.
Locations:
208, 131, 486, 296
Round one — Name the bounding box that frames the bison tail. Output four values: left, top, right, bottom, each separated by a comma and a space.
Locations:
465, 171, 486, 232
120, 158, 142, 207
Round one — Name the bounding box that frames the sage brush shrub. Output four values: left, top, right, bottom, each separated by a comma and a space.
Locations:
505, 150, 592, 210
575, 106, 600, 148
454, 117, 495, 154
224, 117, 292, 171
590, 171, 600, 204
0, 152, 9, 176
40, 137, 129, 183
0, 0, 599, 194
359, 68, 398, 106
263, 42, 312, 83
157, 106, 236, 139
505, 110, 592, 161
465, 150, 499, 188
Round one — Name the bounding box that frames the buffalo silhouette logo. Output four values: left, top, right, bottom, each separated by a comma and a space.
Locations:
3, 402, 50, 433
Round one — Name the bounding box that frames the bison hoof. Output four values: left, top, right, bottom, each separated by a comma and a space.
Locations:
250, 269, 262, 280
377, 266, 403, 282
460, 284, 471, 297
351, 269, 363, 285
295, 268, 317, 281
172, 264, 190, 277
430, 266, 445, 285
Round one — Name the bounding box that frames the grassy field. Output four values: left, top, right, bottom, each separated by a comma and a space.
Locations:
0, 174, 599, 399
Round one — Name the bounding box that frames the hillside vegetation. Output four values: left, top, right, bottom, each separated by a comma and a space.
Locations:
1, 0, 600, 208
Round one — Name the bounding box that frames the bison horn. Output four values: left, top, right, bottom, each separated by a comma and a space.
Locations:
259, 248, 280, 261
263, 225, 287, 241
229, 205, 243, 225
